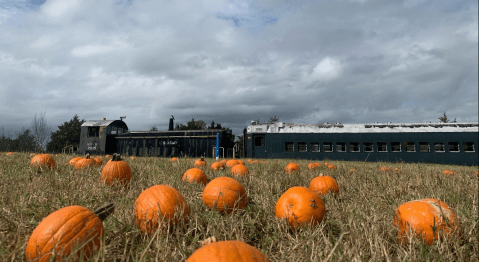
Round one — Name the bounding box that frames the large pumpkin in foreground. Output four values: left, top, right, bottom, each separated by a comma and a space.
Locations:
101, 154, 132, 186
25, 203, 114, 262
186, 240, 269, 262
275, 187, 326, 230
202, 177, 247, 214
134, 185, 189, 234
30, 154, 56, 170
393, 198, 459, 245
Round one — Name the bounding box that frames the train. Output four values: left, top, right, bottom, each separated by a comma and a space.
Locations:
78, 117, 478, 166
243, 121, 478, 166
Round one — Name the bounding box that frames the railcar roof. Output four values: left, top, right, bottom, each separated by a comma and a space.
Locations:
247, 122, 479, 133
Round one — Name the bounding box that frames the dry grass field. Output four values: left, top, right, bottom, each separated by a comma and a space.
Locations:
0, 152, 477, 261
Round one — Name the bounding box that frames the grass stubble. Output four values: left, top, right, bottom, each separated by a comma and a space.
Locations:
0, 153, 477, 261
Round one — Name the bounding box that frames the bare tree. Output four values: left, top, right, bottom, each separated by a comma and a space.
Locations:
31, 111, 51, 153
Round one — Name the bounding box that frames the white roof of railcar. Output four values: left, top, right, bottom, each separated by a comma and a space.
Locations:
247, 121, 479, 133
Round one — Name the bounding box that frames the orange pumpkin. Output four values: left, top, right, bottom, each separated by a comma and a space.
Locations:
308, 163, 321, 170
225, 159, 240, 168
202, 177, 247, 213
101, 154, 132, 187
6, 152, 15, 155
475, 171, 479, 175
247, 159, 253, 163
327, 164, 337, 170
349, 168, 356, 172
30, 154, 56, 170
393, 168, 401, 172
104, 154, 112, 158
394, 198, 459, 245
69, 157, 83, 166
220, 159, 227, 164
231, 164, 249, 177
442, 170, 458, 176
275, 186, 326, 230
194, 158, 207, 167
284, 162, 300, 174
186, 240, 270, 262
309, 176, 339, 197
93, 157, 103, 166
380, 166, 391, 171
25, 203, 114, 262
170, 157, 178, 162
237, 160, 245, 165
182, 168, 208, 185
75, 154, 96, 170
210, 161, 225, 171
252, 160, 259, 164
134, 185, 189, 234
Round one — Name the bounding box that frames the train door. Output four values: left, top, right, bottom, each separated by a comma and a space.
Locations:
253, 135, 266, 158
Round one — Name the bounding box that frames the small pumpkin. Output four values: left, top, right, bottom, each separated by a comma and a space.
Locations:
309, 175, 339, 197
442, 170, 458, 176
284, 162, 300, 174
275, 186, 326, 230
30, 154, 56, 170
69, 157, 83, 167
220, 159, 227, 164
225, 159, 240, 168
394, 198, 459, 245
6, 152, 15, 155
130, 156, 136, 160
327, 164, 337, 170
237, 160, 245, 165
25, 203, 114, 262
186, 240, 270, 262
134, 185, 189, 234
170, 157, 178, 162
194, 157, 207, 167
104, 154, 112, 158
349, 168, 356, 172
202, 177, 247, 214
393, 168, 401, 172
380, 166, 391, 171
101, 154, 132, 186
182, 168, 208, 185
75, 154, 96, 170
308, 163, 321, 170
93, 157, 103, 166
210, 161, 225, 171
231, 164, 249, 177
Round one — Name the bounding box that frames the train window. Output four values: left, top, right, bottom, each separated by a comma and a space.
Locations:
111, 126, 117, 135
419, 142, 430, 152
463, 142, 475, 152
255, 137, 264, 147
391, 142, 401, 152
323, 142, 333, 152
285, 142, 294, 151
336, 142, 346, 152
434, 142, 445, 152
311, 143, 320, 152
350, 142, 360, 152
298, 142, 307, 152
363, 142, 374, 152
448, 142, 460, 152
377, 142, 388, 152
405, 142, 415, 152
88, 127, 99, 137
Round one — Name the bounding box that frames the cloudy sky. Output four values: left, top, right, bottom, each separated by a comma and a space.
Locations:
0, 0, 477, 138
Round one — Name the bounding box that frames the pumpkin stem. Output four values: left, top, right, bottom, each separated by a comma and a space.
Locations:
201, 157, 204, 161
112, 153, 122, 161
94, 203, 115, 221
85, 153, 90, 159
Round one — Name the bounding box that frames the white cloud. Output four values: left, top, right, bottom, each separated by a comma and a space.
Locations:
309, 57, 343, 81
70, 39, 130, 58
40, 0, 83, 22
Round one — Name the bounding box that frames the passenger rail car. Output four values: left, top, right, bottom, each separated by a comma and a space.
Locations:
244, 121, 478, 166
